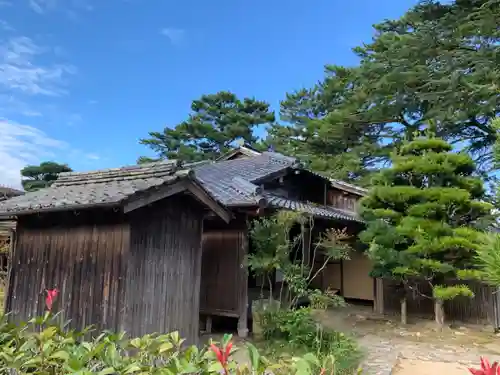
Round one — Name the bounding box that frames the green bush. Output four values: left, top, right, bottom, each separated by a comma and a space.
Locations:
260, 307, 362, 373
0, 312, 344, 374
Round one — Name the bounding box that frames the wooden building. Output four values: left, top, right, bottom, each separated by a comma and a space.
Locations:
0, 161, 230, 344
194, 147, 377, 337
0, 187, 24, 281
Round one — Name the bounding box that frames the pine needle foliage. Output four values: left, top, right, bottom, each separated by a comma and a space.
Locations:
359, 132, 493, 303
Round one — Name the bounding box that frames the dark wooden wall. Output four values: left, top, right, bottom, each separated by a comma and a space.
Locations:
6, 210, 129, 332
200, 218, 248, 318
7, 195, 208, 344
327, 190, 358, 211
126, 196, 204, 345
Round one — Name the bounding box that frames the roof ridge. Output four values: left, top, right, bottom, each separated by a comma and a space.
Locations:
0, 160, 198, 216
261, 151, 300, 165
57, 160, 180, 178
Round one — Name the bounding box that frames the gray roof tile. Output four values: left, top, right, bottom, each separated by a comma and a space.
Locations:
266, 194, 362, 222
195, 151, 363, 222
194, 152, 300, 206
0, 186, 24, 202
0, 161, 194, 216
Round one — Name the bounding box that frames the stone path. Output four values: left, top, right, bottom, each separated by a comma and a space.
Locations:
358, 334, 497, 375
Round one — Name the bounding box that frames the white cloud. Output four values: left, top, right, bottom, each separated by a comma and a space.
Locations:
160, 28, 185, 45
0, 119, 67, 188
29, 0, 94, 15
0, 31, 97, 186
0, 20, 14, 32
85, 153, 99, 160
0, 36, 76, 96
29, 0, 57, 13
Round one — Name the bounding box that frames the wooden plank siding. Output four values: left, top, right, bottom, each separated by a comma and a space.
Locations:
126, 197, 204, 345
6, 210, 128, 333
382, 278, 497, 325
327, 190, 357, 211
6, 195, 207, 344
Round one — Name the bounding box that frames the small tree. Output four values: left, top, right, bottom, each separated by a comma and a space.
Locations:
360, 132, 492, 327
248, 210, 351, 308
21, 161, 72, 192
471, 233, 500, 287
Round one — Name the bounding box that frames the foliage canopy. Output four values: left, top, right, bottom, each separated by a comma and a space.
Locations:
139, 91, 275, 163
20, 161, 72, 192
359, 133, 493, 300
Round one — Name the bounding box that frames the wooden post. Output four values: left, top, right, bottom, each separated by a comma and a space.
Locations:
205, 315, 212, 334
494, 287, 500, 333
4, 228, 15, 314
323, 182, 328, 206
237, 229, 249, 338
302, 224, 311, 270
373, 278, 385, 315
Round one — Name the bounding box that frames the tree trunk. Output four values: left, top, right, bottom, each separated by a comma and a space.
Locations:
400, 297, 407, 325
434, 299, 445, 329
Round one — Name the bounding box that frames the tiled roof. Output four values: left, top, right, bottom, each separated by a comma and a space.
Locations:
0, 186, 24, 202
266, 195, 362, 222
0, 161, 195, 216
302, 170, 367, 197
195, 151, 363, 222
329, 179, 367, 197
216, 145, 261, 161
213, 147, 367, 197
194, 152, 300, 206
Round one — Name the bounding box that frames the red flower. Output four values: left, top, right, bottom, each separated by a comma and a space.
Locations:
210, 343, 224, 365
210, 340, 233, 374
45, 289, 59, 311
469, 357, 500, 375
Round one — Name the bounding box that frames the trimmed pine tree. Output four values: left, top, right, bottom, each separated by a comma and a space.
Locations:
359, 132, 493, 327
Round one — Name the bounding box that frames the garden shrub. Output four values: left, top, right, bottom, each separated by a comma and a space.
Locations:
260, 307, 362, 374
0, 312, 342, 374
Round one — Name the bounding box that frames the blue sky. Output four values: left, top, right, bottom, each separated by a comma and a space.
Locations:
0, 0, 419, 188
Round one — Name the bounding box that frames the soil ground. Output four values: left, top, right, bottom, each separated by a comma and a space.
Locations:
205, 305, 500, 374
314, 305, 500, 374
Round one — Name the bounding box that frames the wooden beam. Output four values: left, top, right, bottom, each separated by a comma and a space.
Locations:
237, 226, 249, 338
4, 228, 15, 314
123, 180, 188, 213
323, 182, 327, 206
124, 177, 231, 223
187, 181, 232, 224
302, 224, 311, 270
200, 309, 240, 318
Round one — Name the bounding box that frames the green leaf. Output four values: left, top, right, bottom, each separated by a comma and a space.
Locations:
40, 326, 57, 340
159, 342, 174, 353
301, 352, 321, 367
98, 367, 116, 375
123, 364, 142, 374
208, 361, 224, 373
246, 342, 260, 370
293, 358, 313, 375
130, 338, 142, 348
50, 350, 70, 361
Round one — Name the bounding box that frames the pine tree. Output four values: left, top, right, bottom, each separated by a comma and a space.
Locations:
21, 161, 72, 192
139, 91, 275, 162
265, 0, 500, 179
359, 132, 493, 327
